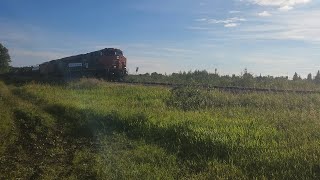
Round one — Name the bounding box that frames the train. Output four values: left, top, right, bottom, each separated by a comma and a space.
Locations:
18, 48, 127, 80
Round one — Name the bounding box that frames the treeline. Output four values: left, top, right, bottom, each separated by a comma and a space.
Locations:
126, 69, 320, 90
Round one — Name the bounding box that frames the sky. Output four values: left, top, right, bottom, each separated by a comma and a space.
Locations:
0, 0, 320, 77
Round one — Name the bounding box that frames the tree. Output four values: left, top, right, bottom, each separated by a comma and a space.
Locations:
315, 71, 320, 84
292, 72, 301, 81
307, 73, 312, 81
243, 68, 253, 79
0, 43, 11, 73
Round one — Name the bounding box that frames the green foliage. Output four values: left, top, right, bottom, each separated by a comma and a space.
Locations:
67, 78, 106, 90
167, 86, 210, 111
167, 86, 320, 111
307, 73, 313, 81
293, 72, 301, 81
315, 71, 320, 84
1, 78, 320, 179
0, 43, 11, 73
0, 82, 16, 157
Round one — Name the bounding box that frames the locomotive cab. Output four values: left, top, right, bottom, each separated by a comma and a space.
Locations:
98, 48, 127, 80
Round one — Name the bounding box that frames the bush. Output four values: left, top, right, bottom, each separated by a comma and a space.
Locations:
68, 78, 105, 90
167, 86, 214, 111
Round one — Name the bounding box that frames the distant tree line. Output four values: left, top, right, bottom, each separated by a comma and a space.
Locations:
127, 69, 320, 90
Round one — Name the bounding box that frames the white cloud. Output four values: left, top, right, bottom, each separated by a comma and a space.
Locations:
202, 17, 246, 27
258, 11, 272, 16
209, 17, 246, 24
249, 0, 312, 10
229, 10, 241, 14
195, 18, 207, 22
192, 9, 320, 44
192, 17, 246, 28
278, 5, 294, 11
225, 23, 238, 27
250, 0, 311, 6
187, 26, 210, 30
244, 10, 320, 43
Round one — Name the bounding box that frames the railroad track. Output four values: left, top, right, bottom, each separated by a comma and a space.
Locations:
1, 74, 320, 94
121, 81, 320, 94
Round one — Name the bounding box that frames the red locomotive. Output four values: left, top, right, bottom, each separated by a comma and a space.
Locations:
38, 48, 127, 80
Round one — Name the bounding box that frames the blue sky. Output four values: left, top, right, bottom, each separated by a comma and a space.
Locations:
0, 0, 320, 77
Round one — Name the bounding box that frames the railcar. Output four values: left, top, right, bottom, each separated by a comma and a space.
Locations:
39, 48, 127, 80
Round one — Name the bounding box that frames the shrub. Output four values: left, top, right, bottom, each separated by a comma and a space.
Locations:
68, 78, 105, 90
167, 86, 213, 111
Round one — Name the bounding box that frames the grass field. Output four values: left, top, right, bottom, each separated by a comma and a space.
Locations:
1, 78, 320, 179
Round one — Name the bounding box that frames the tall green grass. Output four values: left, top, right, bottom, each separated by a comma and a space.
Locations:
1, 78, 320, 179
0, 81, 16, 157
0, 80, 181, 179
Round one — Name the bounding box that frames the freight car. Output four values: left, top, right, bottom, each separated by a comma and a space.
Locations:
38, 48, 127, 80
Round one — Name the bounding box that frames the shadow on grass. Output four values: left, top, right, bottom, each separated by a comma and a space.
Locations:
12, 87, 231, 171
43, 103, 230, 170
2, 105, 100, 179
0, 88, 99, 179
12, 86, 231, 166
